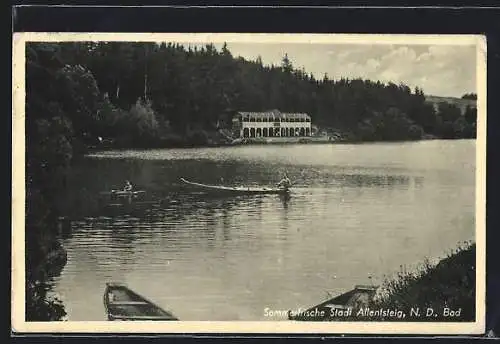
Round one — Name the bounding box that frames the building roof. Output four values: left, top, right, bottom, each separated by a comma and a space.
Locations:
236, 109, 310, 119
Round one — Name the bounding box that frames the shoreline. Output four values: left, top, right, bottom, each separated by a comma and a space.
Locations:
85, 136, 475, 154
289, 241, 476, 322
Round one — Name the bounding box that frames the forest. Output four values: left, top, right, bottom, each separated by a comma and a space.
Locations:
24, 42, 477, 320
27, 41, 477, 150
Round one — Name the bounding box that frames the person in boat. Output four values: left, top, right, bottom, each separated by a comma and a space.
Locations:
123, 180, 133, 192
277, 173, 292, 190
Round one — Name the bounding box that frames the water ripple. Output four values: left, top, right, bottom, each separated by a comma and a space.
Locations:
54, 141, 476, 321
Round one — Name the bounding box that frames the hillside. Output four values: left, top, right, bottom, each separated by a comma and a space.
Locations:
425, 95, 477, 114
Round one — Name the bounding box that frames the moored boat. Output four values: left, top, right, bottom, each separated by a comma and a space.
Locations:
180, 178, 290, 195
288, 285, 379, 321
103, 282, 178, 321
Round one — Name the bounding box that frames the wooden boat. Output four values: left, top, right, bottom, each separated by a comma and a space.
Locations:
288, 285, 378, 321
99, 190, 146, 205
180, 178, 290, 195
103, 282, 178, 321
100, 190, 146, 197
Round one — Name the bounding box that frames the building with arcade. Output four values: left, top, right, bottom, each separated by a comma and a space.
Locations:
231, 109, 312, 139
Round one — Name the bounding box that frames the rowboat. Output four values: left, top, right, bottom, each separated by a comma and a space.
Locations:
99, 190, 146, 204
180, 178, 290, 195
100, 190, 146, 197
288, 285, 378, 321
103, 282, 178, 321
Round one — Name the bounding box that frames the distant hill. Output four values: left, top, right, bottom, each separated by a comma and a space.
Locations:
425, 95, 477, 114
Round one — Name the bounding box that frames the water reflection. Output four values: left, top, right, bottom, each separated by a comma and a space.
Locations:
332, 174, 424, 189
52, 141, 475, 321
279, 193, 291, 209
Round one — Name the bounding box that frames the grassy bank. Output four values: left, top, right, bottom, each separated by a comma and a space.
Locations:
291, 241, 476, 322
368, 241, 476, 321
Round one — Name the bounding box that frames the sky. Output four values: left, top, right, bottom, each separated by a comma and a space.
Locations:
182, 42, 477, 98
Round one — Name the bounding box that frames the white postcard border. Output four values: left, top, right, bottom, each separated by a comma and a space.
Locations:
12, 32, 487, 335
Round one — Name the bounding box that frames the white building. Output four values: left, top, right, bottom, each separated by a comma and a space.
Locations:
232, 109, 312, 138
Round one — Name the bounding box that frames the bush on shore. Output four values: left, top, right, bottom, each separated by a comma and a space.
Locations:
368, 241, 476, 321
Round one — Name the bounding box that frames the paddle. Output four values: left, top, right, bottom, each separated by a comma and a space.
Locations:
99, 190, 146, 195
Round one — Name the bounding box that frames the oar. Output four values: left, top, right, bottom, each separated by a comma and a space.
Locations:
99, 190, 118, 195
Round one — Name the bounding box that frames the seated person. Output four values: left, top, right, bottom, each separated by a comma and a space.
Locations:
123, 180, 133, 192
277, 174, 292, 189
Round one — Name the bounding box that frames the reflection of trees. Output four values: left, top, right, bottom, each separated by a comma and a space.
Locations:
83, 220, 138, 269
63, 187, 270, 259
135, 193, 267, 246
159, 193, 263, 224
58, 157, 299, 222
56, 158, 166, 220
108, 222, 137, 249
96, 199, 162, 220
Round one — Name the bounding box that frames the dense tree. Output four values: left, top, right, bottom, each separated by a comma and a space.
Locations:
25, 43, 128, 320
126, 99, 161, 146
38, 41, 475, 144
463, 105, 477, 139
357, 108, 423, 142
461, 93, 477, 100
432, 102, 475, 139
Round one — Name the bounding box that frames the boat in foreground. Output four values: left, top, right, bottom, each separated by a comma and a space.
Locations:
180, 178, 290, 195
104, 282, 178, 321
288, 285, 379, 321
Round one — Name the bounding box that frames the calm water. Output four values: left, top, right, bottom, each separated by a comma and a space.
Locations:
50, 140, 476, 321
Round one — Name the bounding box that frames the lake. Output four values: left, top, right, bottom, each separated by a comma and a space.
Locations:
49, 140, 476, 321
